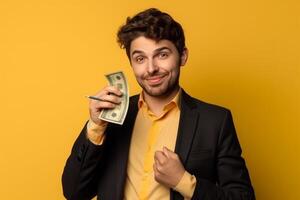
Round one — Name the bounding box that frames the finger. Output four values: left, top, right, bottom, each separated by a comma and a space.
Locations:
163, 146, 179, 159
154, 157, 162, 169
154, 151, 167, 165
153, 161, 164, 174
91, 86, 122, 100
90, 102, 116, 113
153, 164, 161, 182
163, 146, 171, 158
96, 93, 122, 104
90, 88, 122, 105
92, 101, 117, 110
105, 86, 123, 96
153, 163, 158, 173
153, 163, 168, 183
91, 86, 111, 97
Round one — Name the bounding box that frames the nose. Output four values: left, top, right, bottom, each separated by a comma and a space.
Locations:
147, 59, 159, 74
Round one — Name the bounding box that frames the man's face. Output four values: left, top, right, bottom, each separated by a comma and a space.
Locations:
129, 36, 187, 98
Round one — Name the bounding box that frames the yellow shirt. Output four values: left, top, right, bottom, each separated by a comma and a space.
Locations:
87, 89, 196, 199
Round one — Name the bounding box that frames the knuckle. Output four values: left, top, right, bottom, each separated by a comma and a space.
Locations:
112, 96, 120, 103
103, 102, 112, 107
110, 85, 118, 91
108, 102, 115, 107
157, 165, 163, 172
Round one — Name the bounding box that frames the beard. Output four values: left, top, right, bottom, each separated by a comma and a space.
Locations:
137, 70, 180, 98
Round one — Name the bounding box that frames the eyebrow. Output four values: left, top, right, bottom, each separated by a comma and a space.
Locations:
131, 47, 173, 57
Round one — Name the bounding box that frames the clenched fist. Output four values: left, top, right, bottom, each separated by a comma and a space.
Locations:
153, 146, 185, 188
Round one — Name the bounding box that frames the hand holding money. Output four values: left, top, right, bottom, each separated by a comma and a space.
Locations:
98, 71, 129, 125
88, 85, 123, 126
88, 71, 129, 126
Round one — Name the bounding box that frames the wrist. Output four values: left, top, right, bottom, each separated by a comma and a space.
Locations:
173, 171, 197, 199
86, 119, 107, 145
88, 119, 107, 130
87, 131, 105, 145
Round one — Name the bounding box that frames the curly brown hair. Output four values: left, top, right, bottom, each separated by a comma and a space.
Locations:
117, 8, 186, 59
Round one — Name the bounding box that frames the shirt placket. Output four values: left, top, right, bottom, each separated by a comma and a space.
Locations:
139, 105, 174, 200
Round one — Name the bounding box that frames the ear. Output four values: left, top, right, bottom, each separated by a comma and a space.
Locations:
180, 47, 188, 66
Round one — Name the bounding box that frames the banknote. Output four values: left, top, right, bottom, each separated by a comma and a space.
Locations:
98, 71, 129, 125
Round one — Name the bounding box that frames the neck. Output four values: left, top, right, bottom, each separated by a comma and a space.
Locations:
143, 86, 180, 116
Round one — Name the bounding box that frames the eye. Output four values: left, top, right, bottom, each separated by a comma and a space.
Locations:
135, 56, 144, 63
159, 52, 168, 59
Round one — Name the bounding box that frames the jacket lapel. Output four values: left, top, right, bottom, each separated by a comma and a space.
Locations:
174, 90, 199, 165
171, 91, 199, 200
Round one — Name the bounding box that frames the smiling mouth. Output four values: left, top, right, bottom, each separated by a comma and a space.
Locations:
146, 75, 166, 85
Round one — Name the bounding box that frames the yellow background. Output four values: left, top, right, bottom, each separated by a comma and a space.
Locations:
0, 0, 299, 199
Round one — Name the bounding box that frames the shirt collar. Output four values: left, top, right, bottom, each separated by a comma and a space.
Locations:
138, 88, 182, 111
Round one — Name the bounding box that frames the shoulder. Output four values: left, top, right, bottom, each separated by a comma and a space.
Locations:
181, 90, 232, 119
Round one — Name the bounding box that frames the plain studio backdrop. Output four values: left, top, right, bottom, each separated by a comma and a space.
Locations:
0, 0, 299, 199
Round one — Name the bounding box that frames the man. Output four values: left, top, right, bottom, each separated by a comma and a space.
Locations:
62, 8, 255, 200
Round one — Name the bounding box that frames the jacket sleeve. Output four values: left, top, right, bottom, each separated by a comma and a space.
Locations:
62, 122, 105, 200
191, 110, 255, 200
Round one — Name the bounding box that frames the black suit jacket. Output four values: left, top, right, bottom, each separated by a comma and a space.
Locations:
62, 90, 255, 200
